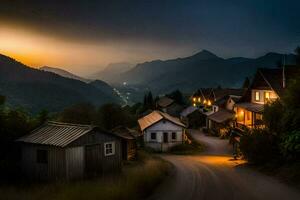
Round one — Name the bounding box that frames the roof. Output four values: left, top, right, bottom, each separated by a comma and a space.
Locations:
258, 66, 300, 97
16, 121, 96, 147
235, 102, 264, 113
138, 110, 185, 131
180, 106, 198, 117
111, 126, 139, 139
192, 88, 246, 102
157, 96, 174, 108
208, 109, 235, 123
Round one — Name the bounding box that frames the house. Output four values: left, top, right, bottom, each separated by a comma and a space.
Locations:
138, 110, 186, 152
234, 66, 300, 129
180, 106, 205, 128
156, 96, 184, 117
16, 121, 122, 181
206, 95, 241, 135
111, 126, 139, 161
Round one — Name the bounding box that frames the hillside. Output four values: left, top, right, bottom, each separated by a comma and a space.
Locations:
40, 66, 90, 83
90, 62, 133, 82
116, 50, 296, 93
0, 54, 120, 113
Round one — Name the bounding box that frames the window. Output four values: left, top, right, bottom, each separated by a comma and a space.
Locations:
104, 142, 115, 156
264, 92, 270, 100
172, 132, 176, 140
255, 91, 260, 101
37, 149, 48, 164
151, 132, 157, 140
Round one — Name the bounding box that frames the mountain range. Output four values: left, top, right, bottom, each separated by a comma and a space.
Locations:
0, 54, 120, 113
40, 66, 90, 83
89, 62, 134, 82
110, 50, 296, 94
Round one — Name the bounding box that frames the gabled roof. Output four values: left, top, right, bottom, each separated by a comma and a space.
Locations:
208, 109, 235, 123
111, 126, 140, 139
16, 121, 96, 147
157, 96, 174, 108
180, 106, 198, 117
138, 110, 185, 131
258, 66, 300, 97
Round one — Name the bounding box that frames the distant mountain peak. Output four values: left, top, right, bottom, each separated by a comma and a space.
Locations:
191, 50, 220, 60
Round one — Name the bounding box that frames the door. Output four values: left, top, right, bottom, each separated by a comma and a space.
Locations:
85, 144, 103, 177
163, 132, 168, 143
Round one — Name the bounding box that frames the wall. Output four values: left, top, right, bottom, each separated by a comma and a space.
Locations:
66, 146, 84, 180
21, 144, 66, 181
251, 89, 278, 104
144, 120, 184, 151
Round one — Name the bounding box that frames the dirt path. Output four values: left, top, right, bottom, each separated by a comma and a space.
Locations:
148, 129, 300, 200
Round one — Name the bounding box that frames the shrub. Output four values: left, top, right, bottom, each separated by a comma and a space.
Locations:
240, 129, 280, 164
281, 130, 300, 160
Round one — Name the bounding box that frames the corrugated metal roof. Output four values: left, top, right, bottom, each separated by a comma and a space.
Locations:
235, 102, 264, 113
16, 121, 95, 147
208, 109, 234, 123
138, 110, 185, 131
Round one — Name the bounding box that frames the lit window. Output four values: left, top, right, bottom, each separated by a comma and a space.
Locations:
172, 132, 176, 140
193, 97, 196, 102
203, 99, 207, 104
193, 103, 196, 107
104, 142, 115, 156
198, 97, 201, 102
151, 132, 157, 140
265, 92, 270, 100
207, 100, 211, 106
37, 149, 48, 164
255, 91, 260, 101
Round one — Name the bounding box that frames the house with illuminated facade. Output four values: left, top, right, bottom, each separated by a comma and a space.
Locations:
234, 66, 300, 129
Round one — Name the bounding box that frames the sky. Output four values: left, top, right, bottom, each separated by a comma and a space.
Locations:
0, 0, 299, 76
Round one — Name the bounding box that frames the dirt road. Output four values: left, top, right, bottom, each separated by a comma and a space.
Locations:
148, 130, 300, 200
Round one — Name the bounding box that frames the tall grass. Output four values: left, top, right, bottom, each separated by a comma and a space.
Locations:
0, 151, 172, 200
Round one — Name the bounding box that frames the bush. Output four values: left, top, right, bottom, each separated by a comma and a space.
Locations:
240, 129, 280, 164
281, 130, 300, 160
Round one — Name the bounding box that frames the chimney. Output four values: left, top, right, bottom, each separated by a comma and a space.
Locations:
283, 55, 286, 88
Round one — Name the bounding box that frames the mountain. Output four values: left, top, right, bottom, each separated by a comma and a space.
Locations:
40, 66, 90, 83
0, 54, 120, 113
90, 62, 133, 83
115, 50, 296, 94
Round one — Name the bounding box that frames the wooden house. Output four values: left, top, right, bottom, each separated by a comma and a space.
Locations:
111, 126, 139, 161
16, 121, 122, 181
156, 96, 184, 117
138, 110, 186, 152
234, 66, 300, 129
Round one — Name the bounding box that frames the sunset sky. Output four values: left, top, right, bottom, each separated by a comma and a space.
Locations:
0, 0, 299, 76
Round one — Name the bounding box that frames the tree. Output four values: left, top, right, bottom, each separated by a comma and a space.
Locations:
242, 77, 250, 89
59, 103, 96, 124
0, 95, 5, 106
96, 103, 136, 130
166, 90, 185, 105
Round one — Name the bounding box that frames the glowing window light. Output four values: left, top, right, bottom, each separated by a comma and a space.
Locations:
207, 100, 211, 106
193, 97, 196, 102
193, 103, 196, 107
203, 99, 207, 104
198, 97, 201, 102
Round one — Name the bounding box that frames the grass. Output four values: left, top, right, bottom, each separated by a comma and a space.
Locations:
169, 131, 204, 155
0, 151, 173, 200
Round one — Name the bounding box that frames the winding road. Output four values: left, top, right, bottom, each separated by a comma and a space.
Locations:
148, 129, 300, 200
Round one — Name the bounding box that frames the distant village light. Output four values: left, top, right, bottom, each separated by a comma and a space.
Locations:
193, 103, 196, 107
203, 99, 207, 104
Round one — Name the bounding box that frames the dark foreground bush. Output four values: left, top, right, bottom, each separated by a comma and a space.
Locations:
240, 129, 280, 164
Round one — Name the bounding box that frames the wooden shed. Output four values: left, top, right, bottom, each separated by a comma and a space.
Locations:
111, 126, 139, 161
16, 121, 122, 181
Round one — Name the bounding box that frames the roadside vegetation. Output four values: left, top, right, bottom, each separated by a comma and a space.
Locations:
239, 47, 300, 186
169, 131, 204, 155
0, 151, 173, 200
